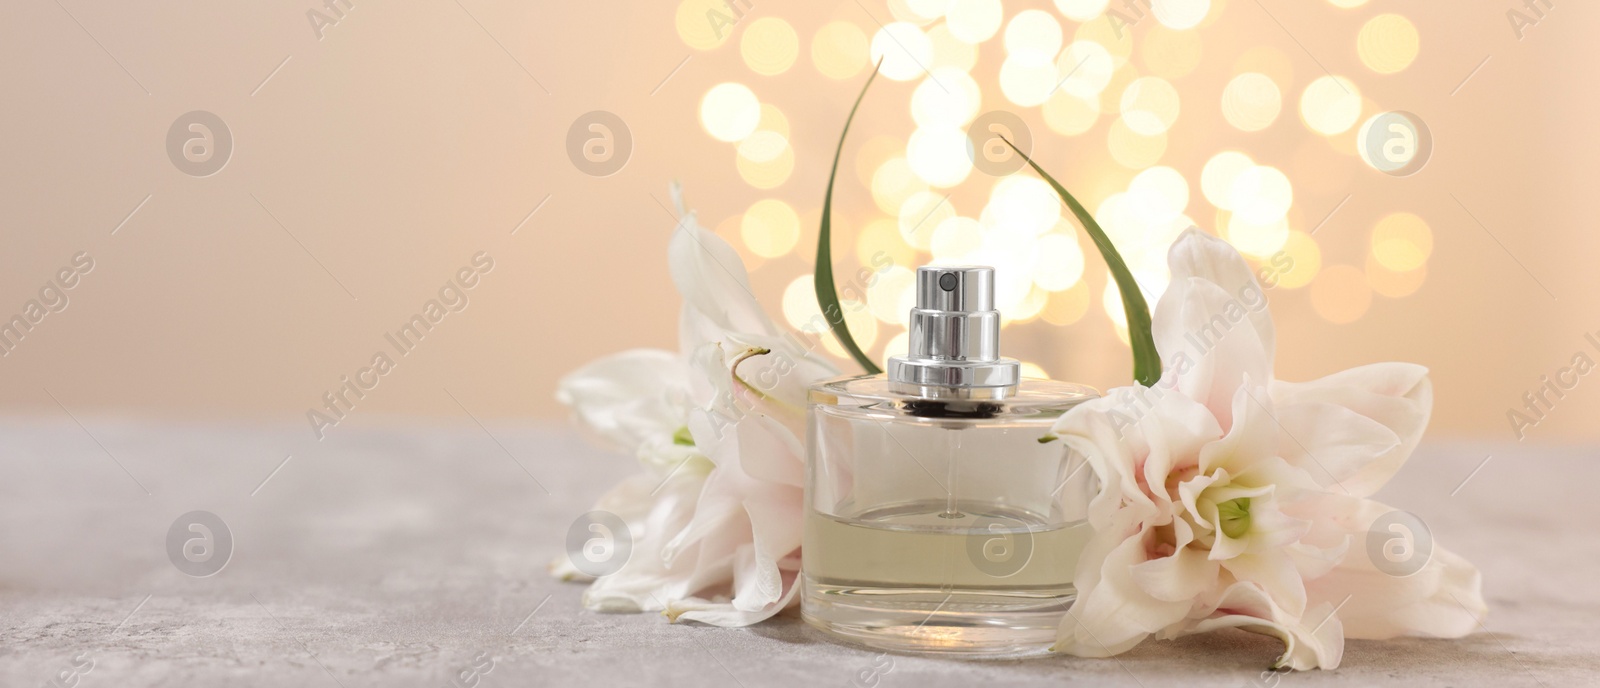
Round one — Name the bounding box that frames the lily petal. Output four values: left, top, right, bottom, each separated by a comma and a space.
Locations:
1270, 363, 1432, 497
668, 210, 780, 348
1164, 228, 1276, 362
1302, 496, 1487, 640
1132, 545, 1220, 603
556, 348, 690, 458
1224, 550, 1309, 618
1169, 582, 1344, 670
1057, 521, 1196, 657
1152, 277, 1274, 429
580, 470, 709, 613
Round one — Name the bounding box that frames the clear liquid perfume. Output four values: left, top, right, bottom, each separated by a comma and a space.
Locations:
802, 265, 1100, 656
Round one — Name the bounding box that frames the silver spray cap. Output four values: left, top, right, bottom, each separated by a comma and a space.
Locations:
886, 266, 1021, 389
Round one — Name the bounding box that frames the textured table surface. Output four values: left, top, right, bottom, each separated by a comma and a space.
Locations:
1, 418, 1595, 687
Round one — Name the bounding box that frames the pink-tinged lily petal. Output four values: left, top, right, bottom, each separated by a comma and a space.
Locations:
1057, 521, 1196, 657
1302, 496, 1487, 640
1284, 538, 1349, 582
681, 329, 836, 440
1279, 495, 1354, 581
1203, 485, 1301, 567
732, 413, 806, 488
655, 406, 808, 624
1163, 228, 1277, 366
1173, 582, 1345, 670
1177, 470, 1224, 532
1229, 454, 1323, 498
1057, 387, 1222, 516
579, 470, 709, 613
668, 553, 800, 626
1198, 381, 1280, 477
723, 334, 838, 435
1202, 480, 1275, 505
668, 210, 780, 349
559, 185, 836, 629
681, 342, 814, 489
683, 341, 739, 416
1151, 276, 1274, 429
666, 412, 783, 565
1140, 393, 1226, 504
556, 348, 689, 457
1207, 515, 1249, 561
1224, 550, 1309, 618
1132, 545, 1220, 603
672, 498, 803, 626
1270, 363, 1432, 497
1052, 227, 1477, 667
1056, 394, 1156, 518
1244, 497, 1314, 552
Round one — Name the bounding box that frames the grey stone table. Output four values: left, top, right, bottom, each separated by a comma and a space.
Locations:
1, 418, 1595, 687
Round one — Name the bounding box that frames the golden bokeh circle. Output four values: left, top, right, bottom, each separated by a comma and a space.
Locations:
1224, 212, 1290, 258
928, 23, 979, 72
742, 17, 799, 76
1272, 230, 1322, 289
871, 157, 928, 214
906, 127, 974, 187
1152, 0, 1211, 31
857, 217, 918, 268
736, 130, 788, 163
823, 301, 878, 357
1357, 14, 1420, 74
1370, 212, 1433, 272
782, 274, 822, 330
675, 0, 738, 51
1054, 0, 1110, 22
1107, 119, 1167, 169
1120, 76, 1181, 135
1201, 150, 1254, 210
871, 22, 934, 81
855, 136, 901, 187
1300, 76, 1363, 136
736, 144, 793, 188
1366, 253, 1428, 298
931, 216, 984, 261
899, 190, 957, 249
812, 21, 870, 80
1221, 72, 1282, 132
1000, 57, 1060, 107
700, 82, 761, 142
1057, 40, 1117, 99
1043, 90, 1101, 136
947, 0, 1004, 43
1075, 17, 1132, 62
866, 265, 917, 325
1233, 45, 1294, 88
740, 199, 801, 258
1042, 281, 1092, 325
1004, 9, 1065, 66
1141, 26, 1203, 79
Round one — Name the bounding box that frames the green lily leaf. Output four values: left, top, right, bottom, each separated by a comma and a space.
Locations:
815, 60, 884, 376
999, 138, 1161, 387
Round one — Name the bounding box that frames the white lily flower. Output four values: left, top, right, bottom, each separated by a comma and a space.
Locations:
553, 184, 839, 627
1054, 228, 1486, 669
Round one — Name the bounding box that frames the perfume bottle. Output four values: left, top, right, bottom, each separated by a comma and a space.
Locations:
802, 265, 1100, 656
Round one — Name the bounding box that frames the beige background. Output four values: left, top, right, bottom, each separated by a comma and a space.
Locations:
1, 0, 1595, 444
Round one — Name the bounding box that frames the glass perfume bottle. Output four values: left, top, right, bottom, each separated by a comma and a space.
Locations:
802, 265, 1100, 656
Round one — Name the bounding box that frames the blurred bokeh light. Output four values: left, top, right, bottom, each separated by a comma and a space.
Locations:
680, 0, 1445, 377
